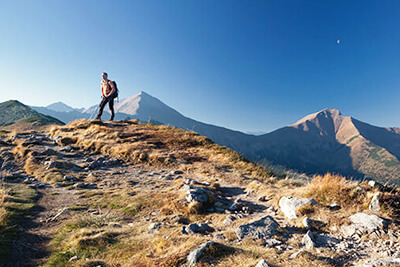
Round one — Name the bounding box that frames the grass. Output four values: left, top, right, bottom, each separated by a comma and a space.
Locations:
0, 183, 38, 262
49, 120, 272, 185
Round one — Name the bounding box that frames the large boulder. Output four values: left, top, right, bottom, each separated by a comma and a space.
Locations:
279, 196, 317, 219
341, 213, 386, 237
235, 216, 279, 240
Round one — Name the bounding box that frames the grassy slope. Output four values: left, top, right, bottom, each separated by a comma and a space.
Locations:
0, 100, 64, 129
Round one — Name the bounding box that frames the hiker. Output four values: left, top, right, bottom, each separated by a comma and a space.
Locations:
96, 72, 118, 121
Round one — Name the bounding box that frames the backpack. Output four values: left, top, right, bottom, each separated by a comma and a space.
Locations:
109, 80, 119, 99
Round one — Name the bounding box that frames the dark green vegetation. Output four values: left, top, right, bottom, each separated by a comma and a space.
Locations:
0, 100, 64, 127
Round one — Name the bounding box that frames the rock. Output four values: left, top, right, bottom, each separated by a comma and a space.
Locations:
183, 223, 215, 235
228, 198, 248, 212
279, 196, 317, 219
73, 182, 86, 189
235, 216, 279, 240
368, 180, 380, 188
109, 222, 122, 228
258, 195, 268, 202
255, 259, 269, 267
369, 193, 380, 214
171, 170, 184, 175
329, 203, 341, 211
303, 217, 312, 229
170, 215, 189, 225
223, 215, 237, 225
341, 213, 386, 237
264, 238, 282, 248
185, 241, 215, 267
57, 137, 76, 146
185, 187, 210, 203
148, 222, 162, 233
355, 257, 400, 266
302, 230, 316, 249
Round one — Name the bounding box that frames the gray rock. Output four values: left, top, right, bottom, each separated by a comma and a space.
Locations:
302, 230, 316, 249
341, 213, 386, 237
235, 216, 279, 240
369, 193, 380, 214
185, 241, 215, 267
147, 222, 162, 233
223, 215, 237, 225
355, 257, 400, 266
255, 259, 269, 267
264, 238, 282, 248
183, 223, 215, 234
303, 217, 312, 229
185, 187, 210, 203
279, 196, 317, 219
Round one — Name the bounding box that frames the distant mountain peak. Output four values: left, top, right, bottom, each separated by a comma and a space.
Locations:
46, 102, 75, 112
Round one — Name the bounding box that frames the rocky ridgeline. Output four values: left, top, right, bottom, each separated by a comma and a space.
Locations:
0, 129, 400, 266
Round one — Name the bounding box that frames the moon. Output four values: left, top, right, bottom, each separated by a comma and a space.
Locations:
337, 39, 341, 44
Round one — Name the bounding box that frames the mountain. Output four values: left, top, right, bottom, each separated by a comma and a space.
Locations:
249, 109, 400, 185
0, 100, 64, 128
46, 102, 75, 112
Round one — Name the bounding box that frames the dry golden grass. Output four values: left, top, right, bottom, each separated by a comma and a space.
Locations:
49, 120, 272, 186
0, 185, 7, 224
305, 173, 355, 205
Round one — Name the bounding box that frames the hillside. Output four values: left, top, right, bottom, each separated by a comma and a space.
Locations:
0, 100, 64, 129
0, 120, 399, 266
30, 93, 400, 185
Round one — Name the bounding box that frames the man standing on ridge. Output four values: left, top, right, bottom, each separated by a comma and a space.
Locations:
96, 72, 118, 121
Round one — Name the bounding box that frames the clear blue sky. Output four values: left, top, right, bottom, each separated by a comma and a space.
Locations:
1, 0, 400, 133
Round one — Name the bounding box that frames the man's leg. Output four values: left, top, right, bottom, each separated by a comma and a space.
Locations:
96, 97, 108, 120
108, 97, 115, 121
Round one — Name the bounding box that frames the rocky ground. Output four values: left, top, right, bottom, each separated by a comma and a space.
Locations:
0, 122, 399, 266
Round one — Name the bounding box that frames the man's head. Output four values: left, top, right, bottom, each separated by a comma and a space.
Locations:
102, 72, 108, 80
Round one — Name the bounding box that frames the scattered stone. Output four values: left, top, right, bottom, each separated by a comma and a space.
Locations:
264, 238, 282, 248
255, 259, 269, 267
148, 222, 162, 233
258, 195, 268, 202
73, 182, 86, 189
183, 223, 215, 234
57, 137, 76, 146
302, 230, 316, 249
185, 186, 211, 203
185, 241, 215, 267
279, 196, 317, 219
236, 216, 279, 240
171, 170, 184, 175
368, 180, 380, 188
107, 222, 121, 228
329, 203, 341, 211
341, 213, 386, 237
355, 257, 400, 267
369, 193, 380, 214
223, 215, 237, 225
170, 215, 189, 225
289, 249, 304, 260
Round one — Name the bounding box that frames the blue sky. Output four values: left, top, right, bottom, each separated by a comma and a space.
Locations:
1, 0, 400, 133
